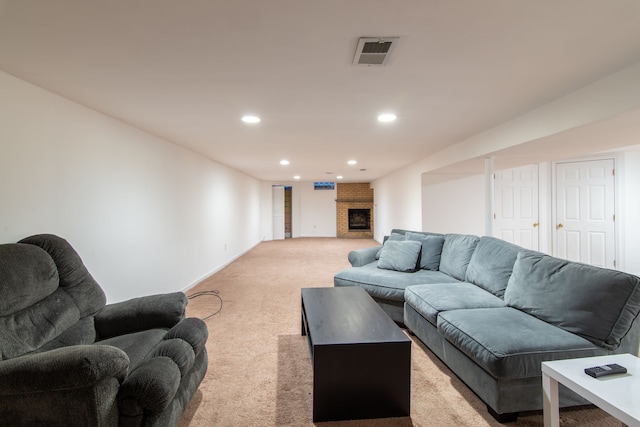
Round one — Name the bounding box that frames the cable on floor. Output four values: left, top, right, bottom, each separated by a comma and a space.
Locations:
187, 290, 223, 320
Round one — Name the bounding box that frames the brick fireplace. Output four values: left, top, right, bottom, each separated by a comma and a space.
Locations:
336, 183, 373, 238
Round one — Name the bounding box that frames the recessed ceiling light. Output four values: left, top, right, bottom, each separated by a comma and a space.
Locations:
378, 113, 397, 123
347, 160, 357, 165
241, 115, 261, 124
337, 175, 344, 180
280, 159, 290, 166
294, 175, 300, 180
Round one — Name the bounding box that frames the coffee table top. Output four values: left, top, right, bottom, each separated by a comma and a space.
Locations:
302, 287, 410, 346
542, 353, 640, 426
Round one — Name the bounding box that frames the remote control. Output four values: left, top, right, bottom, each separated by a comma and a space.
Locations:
584, 363, 627, 378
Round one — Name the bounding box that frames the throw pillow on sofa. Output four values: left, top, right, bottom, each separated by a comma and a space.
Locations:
404, 232, 445, 270
377, 240, 422, 273
504, 251, 640, 350
375, 233, 405, 259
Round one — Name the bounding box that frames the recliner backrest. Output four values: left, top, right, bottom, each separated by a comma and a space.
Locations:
0, 235, 106, 360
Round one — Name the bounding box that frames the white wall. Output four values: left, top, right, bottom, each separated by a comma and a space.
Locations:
297, 183, 336, 237
0, 71, 262, 302
370, 165, 423, 242
421, 174, 485, 235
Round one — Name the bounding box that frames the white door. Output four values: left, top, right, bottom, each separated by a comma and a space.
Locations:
493, 164, 539, 250
272, 185, 285, 240
555, 159, 615, 268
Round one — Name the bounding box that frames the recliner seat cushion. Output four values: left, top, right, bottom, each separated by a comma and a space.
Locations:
504, 251, 640, 350
98, 329, 168, 372
438, 307, 604, 379
405, 283, 505, 326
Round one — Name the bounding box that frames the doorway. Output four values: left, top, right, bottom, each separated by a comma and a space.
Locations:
272, 185, 293, 240
493, 164, 540, 250
554, 158, 615, 268
284, 186, 292, 238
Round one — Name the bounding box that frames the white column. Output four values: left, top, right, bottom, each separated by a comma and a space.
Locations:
485, 157, 494, 236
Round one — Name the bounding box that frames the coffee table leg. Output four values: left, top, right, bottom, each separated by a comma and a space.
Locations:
542, 371, 559, 427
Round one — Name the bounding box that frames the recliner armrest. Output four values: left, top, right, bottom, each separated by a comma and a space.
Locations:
118, 356, 181, 415
95, 292, 187, 339
348, 246, 381, 267
0, 345, 129, 395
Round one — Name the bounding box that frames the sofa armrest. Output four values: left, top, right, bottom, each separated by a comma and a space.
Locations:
348, 246, 381, 267
95, 292, 188, 339
0, 345, 129, 395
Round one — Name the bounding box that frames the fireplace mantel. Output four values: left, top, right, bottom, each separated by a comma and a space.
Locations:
336, 198, 374, 203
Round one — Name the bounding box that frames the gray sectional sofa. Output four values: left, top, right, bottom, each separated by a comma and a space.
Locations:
334, 229, 640, 422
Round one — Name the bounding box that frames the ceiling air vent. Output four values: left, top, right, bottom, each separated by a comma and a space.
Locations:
352, 37, 399, 66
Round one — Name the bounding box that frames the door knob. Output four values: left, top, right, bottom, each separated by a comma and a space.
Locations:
533, 222, 539, 227
557, 223, 564, 229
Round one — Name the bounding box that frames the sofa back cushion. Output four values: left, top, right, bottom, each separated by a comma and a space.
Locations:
439, 234, 480, 281
377, 240, 422, 272
504, 251, 640, 350
405, 232, 445, 270
465, 236, 522, 298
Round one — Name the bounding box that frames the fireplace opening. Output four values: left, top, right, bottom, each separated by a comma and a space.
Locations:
348, 209, 371, 231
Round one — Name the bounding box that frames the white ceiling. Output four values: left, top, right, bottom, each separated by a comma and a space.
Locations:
2, 1, 640, 182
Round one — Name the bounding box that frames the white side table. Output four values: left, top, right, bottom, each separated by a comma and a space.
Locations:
542, 353, 640, 427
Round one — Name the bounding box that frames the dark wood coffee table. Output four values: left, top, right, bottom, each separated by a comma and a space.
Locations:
301, 286, 411, 422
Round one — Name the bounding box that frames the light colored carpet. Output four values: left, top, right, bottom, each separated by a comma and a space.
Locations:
179, 238, 615, 426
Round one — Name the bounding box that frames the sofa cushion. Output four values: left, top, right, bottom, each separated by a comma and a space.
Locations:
504, 251, 640, 350
405, 232, 445, 270
439, 234, 480, 281
465, 236, 522, 298
377, 240, 422, 272
375, 233, 405, 259
334, 262, 459, 301
405, 283, 506, 326
438, 307, 604, 379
